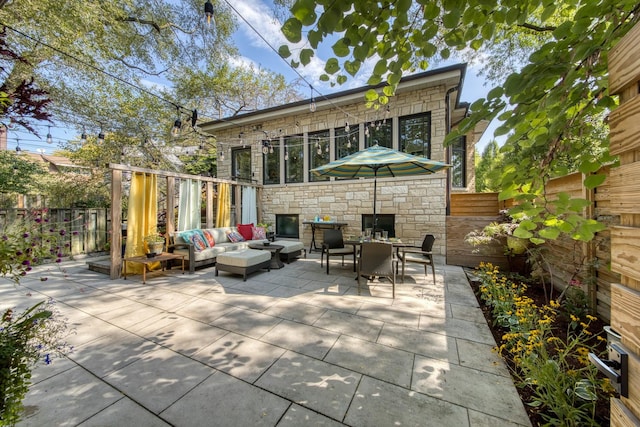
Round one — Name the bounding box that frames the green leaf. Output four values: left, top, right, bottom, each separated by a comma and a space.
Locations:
364, 89, 379, 102
324, 58, 340, 74
539, 227, 560, 240
319, 74, 330, 82
281, 18, 302, 43
584, 173, 606, 189
300, 48, 314, 66
374, 59, 388, 75
513, 227, 533, 239
382, 85, 396, 96
308, 29, 323, 49
423, 3, 440, 19
332, 39, 350, 57
278, 45, 291, 58
442, 10, 460, 28
344, 60, 361, 76
291, 0, 317, 26
336, 75, 347, 85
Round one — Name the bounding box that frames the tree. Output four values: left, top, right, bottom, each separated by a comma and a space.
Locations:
278, 0, 639, 243
475, 140, 503, 192
0, 150, 45, 197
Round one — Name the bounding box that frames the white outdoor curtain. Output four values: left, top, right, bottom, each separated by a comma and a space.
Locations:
178, 179, 201, 230
241, 186, 257, 224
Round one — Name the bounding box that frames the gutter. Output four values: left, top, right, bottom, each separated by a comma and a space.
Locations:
444, 85, 459, 216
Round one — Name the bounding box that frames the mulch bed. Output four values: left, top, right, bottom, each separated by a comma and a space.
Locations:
466, 269, 610, 426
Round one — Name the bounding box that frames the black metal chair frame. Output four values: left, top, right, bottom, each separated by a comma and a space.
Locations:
320, 229, 356, 274
399, 234, 436, 285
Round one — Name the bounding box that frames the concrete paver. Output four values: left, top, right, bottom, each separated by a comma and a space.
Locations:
7, 254, 531, 426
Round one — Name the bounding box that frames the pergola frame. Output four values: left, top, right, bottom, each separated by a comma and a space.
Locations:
108, 163, 262, 279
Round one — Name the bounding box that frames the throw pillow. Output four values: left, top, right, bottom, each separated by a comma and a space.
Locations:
201, 229, 216, 247
237, 223, 254, 241
252, 226, 267, 240
179, 230, 207, 251
227, 230, 245, 243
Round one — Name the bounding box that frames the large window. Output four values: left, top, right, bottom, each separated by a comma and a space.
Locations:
309, 130, 330, 182
231, 147, 252, 182
399, 112, 431, 157
285, 135, 303, 183
335, 125, 359, 159
263, 139, 280, 185
365, 120, 391, 148
451, 135, 467, 188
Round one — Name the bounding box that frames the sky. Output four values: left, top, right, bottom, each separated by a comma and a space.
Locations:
7, 0, 499, 154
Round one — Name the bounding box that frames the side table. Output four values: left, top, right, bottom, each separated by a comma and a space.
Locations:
123, 252, 185, 284
248, 243, 285, 269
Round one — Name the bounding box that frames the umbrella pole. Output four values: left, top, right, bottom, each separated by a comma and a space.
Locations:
373, 170, 377, 232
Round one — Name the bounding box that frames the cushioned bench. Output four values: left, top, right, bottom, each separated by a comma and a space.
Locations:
274, 239, 306, 263
215, 249, 271, 281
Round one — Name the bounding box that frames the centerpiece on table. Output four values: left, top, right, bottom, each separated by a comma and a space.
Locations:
143, 233, 165, 257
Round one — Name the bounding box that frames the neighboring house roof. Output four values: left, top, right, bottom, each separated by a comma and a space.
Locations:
200, 63, 469, 133
22, 152, 86, 173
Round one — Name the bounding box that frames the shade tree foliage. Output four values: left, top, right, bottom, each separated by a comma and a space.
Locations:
278, 0, 639, 243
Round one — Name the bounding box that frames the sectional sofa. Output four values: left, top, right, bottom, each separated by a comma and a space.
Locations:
169, 226, 304, 273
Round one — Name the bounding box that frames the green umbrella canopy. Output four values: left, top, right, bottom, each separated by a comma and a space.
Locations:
311, 144, 450, 229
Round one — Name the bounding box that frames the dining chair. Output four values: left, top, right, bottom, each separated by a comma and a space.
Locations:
357, 242, 396, 298
398, 234, 436, 285
320, 229, 356, 274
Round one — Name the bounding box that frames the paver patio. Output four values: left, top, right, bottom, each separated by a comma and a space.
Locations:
4, 253, 532, 426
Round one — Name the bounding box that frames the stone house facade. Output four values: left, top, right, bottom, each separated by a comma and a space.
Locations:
200, 63, 486, 255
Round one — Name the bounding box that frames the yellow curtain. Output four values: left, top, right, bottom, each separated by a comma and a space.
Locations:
216, 183, 230, 227
123, 172, 159, 274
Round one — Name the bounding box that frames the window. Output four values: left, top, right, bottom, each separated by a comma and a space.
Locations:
399, 112, 431, 157
231, 147, 252, 182
285, 135, 303, 183
451, 135, 467, 188
309, 130, 330, 182
263, 139, 280, 185
365, 120, 391, 148
335, 125, 359, 159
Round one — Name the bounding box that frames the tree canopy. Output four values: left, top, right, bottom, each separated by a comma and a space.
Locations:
279, 0, 639, 242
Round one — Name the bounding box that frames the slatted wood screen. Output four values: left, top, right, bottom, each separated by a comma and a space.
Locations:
607, 21, 640, 426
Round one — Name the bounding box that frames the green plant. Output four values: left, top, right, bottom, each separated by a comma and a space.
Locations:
0, 300, 71, 425
476, 263, 613, 426
256, 222, 271, 230
143, 233, 165, 244
0, 209, 72, 284
465, 210, 532, 256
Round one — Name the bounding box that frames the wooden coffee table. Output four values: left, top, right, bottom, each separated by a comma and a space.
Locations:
123, 252, 185, 284
248, 243, 285, 269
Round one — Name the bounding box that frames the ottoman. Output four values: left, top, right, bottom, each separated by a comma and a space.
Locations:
273, 239, 306, 263
215, 249, 271, 281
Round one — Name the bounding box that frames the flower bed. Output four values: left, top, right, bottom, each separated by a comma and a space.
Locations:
471, 263, 613, 426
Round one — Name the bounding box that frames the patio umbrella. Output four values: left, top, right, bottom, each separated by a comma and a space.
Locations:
310, 144, 450, 230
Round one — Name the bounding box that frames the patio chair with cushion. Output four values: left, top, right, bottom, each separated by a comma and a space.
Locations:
398, 234, 436, 285
320, 229, 356, 275
357, 242, 397, 298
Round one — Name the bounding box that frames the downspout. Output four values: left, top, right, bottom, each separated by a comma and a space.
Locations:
444, 85, 458, 216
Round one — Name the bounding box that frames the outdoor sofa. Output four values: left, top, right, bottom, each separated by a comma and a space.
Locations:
169, 226, 304, 273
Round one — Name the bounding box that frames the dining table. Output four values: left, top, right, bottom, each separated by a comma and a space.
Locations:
344, 238, 411, 277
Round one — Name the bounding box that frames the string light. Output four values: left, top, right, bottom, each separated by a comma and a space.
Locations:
46, 125, 53, 144
172, 106, 182, 138
97, 130, 105, 144
80, 127, 87, 144
309, 84, 316, 113
345, 121, 349, 132
204, 0, 214, 25
15, 137, 21, 153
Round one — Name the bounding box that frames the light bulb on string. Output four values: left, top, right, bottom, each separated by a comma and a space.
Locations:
97, 130, 105, 144
80, 128, 87, 144
284, 150, 289, 161
325, 144, 329, 153
46, 125, 53, 144
345, 122, 349, 132
309, 84, 316, 112
269, 144, 274, 154
204, 0, 214, 25
220, 148, 225, 161
15, 137, 21, 154
347, 139, 351, 149
365, 127, 369, 137
316, 145, 322, 155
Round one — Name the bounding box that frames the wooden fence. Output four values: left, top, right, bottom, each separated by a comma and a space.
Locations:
0, 208, 109, 256
446, 167, 619, 322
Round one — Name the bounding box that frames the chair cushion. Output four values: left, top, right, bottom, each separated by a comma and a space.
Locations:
217, 249, 270, 267
273, 240, 304, 254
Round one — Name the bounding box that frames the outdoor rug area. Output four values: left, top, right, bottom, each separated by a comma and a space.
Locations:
4, 255, 531, 426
